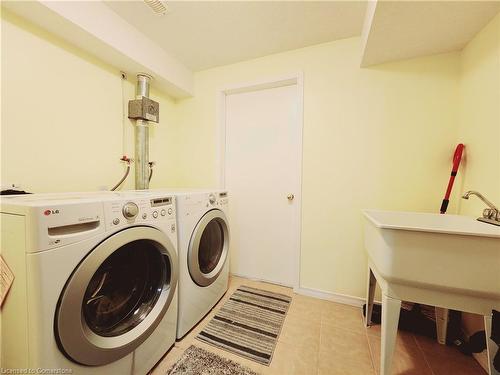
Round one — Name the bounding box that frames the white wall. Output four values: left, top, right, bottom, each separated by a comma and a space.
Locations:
1, 10, 180, 193
173, 37, 461, 298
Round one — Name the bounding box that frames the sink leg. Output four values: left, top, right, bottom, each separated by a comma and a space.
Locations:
435, 307, 449, 345
381, 294, 401, 375
365, 266, 376, 327
484, 314, 500, 375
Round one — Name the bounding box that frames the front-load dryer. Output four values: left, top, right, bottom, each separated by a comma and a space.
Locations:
168, 190, 230, 339
0, 191, 178, 375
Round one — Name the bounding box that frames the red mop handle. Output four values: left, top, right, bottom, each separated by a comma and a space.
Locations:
440, 143, 464, 214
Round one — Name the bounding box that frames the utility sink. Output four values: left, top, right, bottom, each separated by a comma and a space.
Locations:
363, 209, 500, 300
363, 209, 500, 375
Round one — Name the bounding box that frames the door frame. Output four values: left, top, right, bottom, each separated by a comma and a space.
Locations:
216, 72, 304, 291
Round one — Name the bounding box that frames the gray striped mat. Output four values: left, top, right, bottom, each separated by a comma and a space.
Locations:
196, 285, 292, 366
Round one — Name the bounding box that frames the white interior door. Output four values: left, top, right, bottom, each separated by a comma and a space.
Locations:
224, 82, 301, 287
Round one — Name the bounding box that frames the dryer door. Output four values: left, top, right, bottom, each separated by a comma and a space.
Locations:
188, 209, 229, 287
55, 226, 178, 366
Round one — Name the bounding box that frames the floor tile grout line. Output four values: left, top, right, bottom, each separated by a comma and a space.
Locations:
412, 333, 436, 375
365, 324, 379, 374
320, 319, 369, 337
421, 351, 437, 375
364, 319, 435, 375
317, 310, 323, 375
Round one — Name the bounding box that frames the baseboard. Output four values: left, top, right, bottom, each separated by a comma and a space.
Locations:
229, 272, 294, 289
295, 286, 365, 308
229, 273, 365, 308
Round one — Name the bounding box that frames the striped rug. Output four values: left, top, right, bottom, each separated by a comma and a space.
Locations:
167, 345, 259, 375
196, 285, 292, 366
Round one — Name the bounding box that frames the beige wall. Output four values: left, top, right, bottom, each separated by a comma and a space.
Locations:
457, 12, 500, 217
455, 12, 500, 371
6, 8, 495, 303
1, 10, 180, 193
2, 7, 498, 372
174, 38, 461, 297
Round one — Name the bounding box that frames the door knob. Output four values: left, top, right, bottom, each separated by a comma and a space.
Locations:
287, 194, 295, 201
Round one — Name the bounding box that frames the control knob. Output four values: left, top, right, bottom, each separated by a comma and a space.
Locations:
122, 202, 139, 219
209, 193, 216, 205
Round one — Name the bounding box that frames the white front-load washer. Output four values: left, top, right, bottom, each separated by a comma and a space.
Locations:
166, 190, 230, 339
0, 191, 178, 375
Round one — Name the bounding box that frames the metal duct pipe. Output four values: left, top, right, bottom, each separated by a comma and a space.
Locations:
136, 74, 151, 98
134, 73, 152, 190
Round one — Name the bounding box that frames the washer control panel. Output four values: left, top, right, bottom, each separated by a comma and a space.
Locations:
104, 195, 175, 230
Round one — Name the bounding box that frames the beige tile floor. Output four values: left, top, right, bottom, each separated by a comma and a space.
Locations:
151, 276, 486, 375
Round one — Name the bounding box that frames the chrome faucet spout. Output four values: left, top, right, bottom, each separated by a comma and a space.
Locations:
462, 190, 498, 210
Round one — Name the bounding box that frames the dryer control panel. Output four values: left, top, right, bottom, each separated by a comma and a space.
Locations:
218, 191, 229, 206
206, 192, 229, 207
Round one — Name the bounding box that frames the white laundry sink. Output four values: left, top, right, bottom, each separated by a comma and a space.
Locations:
363, 209, 500, 375
363, 209, 500, 300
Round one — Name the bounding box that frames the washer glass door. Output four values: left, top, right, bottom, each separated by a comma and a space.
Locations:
83, 239, 167, 337
188, 209, 229, 287
56, 226, 178, 366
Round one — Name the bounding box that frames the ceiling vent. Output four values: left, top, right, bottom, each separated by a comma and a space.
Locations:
143, 0, 169, 16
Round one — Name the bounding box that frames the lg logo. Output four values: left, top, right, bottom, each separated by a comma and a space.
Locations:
44, 209, 60, 216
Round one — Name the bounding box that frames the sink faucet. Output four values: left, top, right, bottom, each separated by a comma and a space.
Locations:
462, 190, 500, 225
462, 190, 498, 210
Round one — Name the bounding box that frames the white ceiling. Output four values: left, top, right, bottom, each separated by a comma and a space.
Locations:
361, 1, 500, 66
104, 1, 368, 71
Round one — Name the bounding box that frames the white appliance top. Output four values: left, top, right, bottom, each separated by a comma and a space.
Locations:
1, 191, 177, 253
123, 188, 225, 195
0, 191, 121, 206
0, 191, 185, 206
